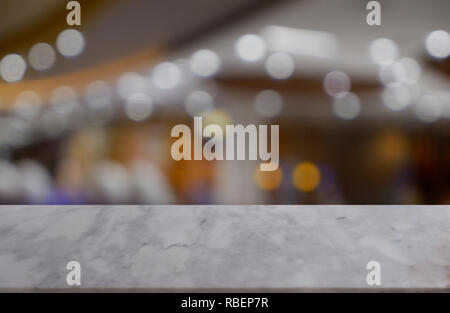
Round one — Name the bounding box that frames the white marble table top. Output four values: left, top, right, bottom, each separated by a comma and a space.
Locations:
0, 205, 449, 291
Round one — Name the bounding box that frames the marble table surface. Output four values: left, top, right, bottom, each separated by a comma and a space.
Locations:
0, 205, 449, 291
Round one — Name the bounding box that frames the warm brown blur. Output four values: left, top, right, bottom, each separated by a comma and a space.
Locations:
0, 0, 449, 204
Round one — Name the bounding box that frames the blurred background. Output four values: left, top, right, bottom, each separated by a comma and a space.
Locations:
0, 0, 449, 205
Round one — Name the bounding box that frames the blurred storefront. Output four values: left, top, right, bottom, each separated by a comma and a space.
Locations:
0, 0, 449, 204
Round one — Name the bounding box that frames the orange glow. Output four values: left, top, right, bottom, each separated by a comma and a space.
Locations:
292, 162, 321, 192
254, 166, 283, 191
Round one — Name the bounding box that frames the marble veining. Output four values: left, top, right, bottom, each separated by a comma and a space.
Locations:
0, 205, 449, 289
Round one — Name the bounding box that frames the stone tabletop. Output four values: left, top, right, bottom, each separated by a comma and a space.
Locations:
0, 205, 449, 290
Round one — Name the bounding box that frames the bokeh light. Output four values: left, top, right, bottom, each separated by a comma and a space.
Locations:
56, 29, 85, 58
116, 72, 146, 99
368, 38, 399, 65
50, 85, 82, 128
265, 52, 295, 79
19, 160, 52, 203
253, 89, 283, 118
51, 85, 79, 111
435, 91, 450, 118
254, 166, 283, 191
323, 70, 351, 97
84, 80, 115, 125
90, 160, 133, 203
235, 34, 267, 62
28, 42, 56, 71
189, 49, 221, 77
397, 58, 421, 84
414, 94, 442, 123
425, 30, 450, 59
0, 116, 30, 147
40, 109, 66, 137
378, 58, 421, 86
125, 93, 153, 122
0, 54, 27, 82
332, 92, 361, 120
152, 62, 182, 90
184, 90, 214, 117
13, 91, 42, 120
382, 84, 412, 111
0, 161, 23, 201
292, 162, 321, 192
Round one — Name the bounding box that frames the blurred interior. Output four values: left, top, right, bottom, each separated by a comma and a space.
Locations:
0, 0, 449, 204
